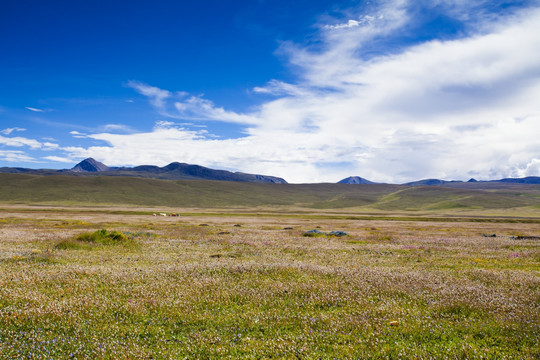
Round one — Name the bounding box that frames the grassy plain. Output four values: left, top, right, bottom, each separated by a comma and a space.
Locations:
0, 206, 538, 359
2, 173, 540, 214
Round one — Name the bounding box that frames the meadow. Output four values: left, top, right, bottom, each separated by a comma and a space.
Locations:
0, 206, 538, 359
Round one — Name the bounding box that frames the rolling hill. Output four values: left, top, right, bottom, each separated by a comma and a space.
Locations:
1, 173, 539, 213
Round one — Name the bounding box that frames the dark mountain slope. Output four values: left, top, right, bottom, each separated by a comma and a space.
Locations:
70, 158, 110, 172
106, 161, 287, 183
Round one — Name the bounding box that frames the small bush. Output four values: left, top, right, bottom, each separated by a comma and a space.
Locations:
76, 229, 128, 244
56, 229, 131, 250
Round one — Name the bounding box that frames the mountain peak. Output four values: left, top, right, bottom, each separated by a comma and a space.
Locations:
70, 158, 110, 172
337, 176, 375, 184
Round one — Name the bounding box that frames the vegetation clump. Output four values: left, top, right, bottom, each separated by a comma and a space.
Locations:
56, 229, 132, 250
76, 229, 128, 244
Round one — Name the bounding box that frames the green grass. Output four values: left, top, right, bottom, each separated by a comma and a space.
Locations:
0, 210, 538, 358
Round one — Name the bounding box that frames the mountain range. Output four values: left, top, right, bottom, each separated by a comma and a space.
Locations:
0, 158, 539, 185
0, 158, 287, 184
338, 176, 540, 186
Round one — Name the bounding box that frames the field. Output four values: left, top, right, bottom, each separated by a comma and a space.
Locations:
0, 205, 538, 359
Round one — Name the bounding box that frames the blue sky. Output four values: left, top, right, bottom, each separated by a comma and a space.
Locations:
1, 0, 540, 183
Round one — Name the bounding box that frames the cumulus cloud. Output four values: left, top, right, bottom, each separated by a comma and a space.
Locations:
60, 1, 540, 182
520, 159, 540, 177
60, 121, 346, 182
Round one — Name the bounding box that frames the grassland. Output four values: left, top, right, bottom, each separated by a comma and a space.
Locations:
0, 207, 538, 359
2, 173, 540, 216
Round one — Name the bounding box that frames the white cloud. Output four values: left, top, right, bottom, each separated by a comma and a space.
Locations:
42, 155, 74, 163
25, 106, 45, 112
101, 124, 134, 133
42, 142, 59, 151
60, 1, 540, 183
0, 127, 26, 135
323, 14, 385, 30
41, 136, 58, 142
253, 80, 312, 97
127, 80, 174, 112
324, 19, 362, 30
0, 134, 42, 149
129, 80, 259, 124
519, 159, 540, 177
0, 132, 59, 153
0, 150, 35, 163
173, 95, 259, 124
69, 131, 88, 138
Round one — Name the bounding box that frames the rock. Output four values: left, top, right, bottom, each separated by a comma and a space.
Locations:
329, 231, 348, 237
303, 229, 327, 237
515, 235, 540, 240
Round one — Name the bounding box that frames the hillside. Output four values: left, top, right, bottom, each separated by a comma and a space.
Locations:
1, 173, 539, 213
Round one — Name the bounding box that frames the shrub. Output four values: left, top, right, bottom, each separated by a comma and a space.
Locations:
76, 229, 128, 244
56, 229, 131, 250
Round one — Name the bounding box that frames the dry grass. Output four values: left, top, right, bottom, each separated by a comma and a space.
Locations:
0, 209, 538, 359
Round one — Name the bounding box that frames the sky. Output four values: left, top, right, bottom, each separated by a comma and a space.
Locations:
1, 0, 540, 183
